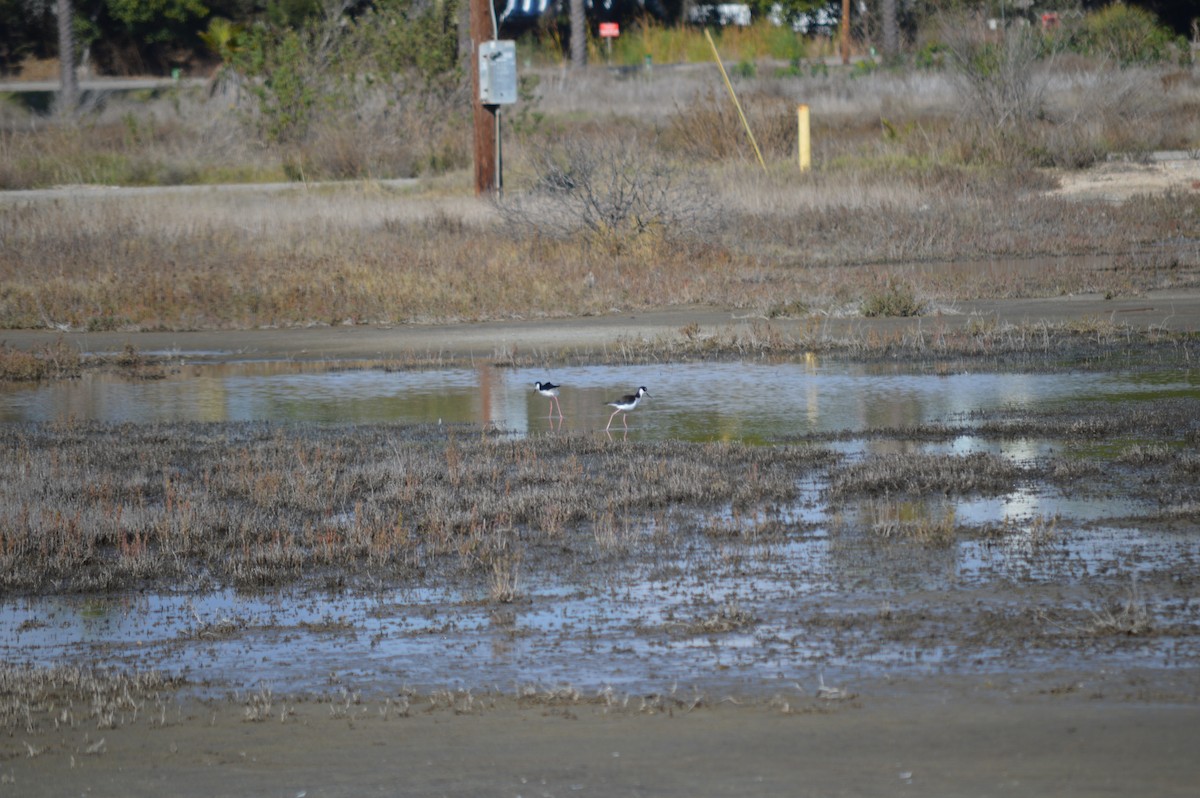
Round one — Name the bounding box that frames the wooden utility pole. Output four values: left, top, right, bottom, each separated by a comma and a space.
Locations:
469, 0, 497, 196
840, 0, 850, 65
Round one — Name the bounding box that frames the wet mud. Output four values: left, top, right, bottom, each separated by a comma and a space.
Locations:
2, 324, 1199, 796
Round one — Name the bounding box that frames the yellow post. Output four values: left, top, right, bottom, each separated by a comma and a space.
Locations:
797, 104, 811, 172
704, 28, 767, 173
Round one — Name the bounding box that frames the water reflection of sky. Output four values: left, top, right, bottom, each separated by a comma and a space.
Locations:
2, 361, 1197, 442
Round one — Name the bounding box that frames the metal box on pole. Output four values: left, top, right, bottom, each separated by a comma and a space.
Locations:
478, 40, 518, 105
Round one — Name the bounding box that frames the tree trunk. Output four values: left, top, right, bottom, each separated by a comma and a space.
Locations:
56, 0, 78, 115
569, 0, 586, 69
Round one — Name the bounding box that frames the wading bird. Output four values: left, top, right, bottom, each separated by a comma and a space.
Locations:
605, 386, 649, 432
533, 380, 563, 419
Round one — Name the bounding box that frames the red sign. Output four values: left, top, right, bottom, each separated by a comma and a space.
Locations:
599, 22, 619, 38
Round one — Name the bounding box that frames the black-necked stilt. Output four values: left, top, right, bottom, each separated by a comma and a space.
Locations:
605, 386, 649, 431
534, 380, 563, 419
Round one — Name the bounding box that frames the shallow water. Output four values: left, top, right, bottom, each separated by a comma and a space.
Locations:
3, 359, 1197, 442
3, 359, 1198, 696
5, 519, 1197, 697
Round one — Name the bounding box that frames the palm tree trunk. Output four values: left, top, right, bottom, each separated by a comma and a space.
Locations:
881, 0, 899, 61
569, 0, 587, 69
56, 0, 79, 115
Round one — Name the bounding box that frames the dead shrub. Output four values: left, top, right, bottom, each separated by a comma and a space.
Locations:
0, 338, 81, 381
1086, 578, 1153, 636
662, 87, 798, 162
1033, 68, 1178, 167
498, 134, 716, 250
941, 15, 1049, 127
289, 89, 470, 181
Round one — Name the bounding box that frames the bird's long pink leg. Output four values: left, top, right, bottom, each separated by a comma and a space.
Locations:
605, 408, 620, 431
623, 413, 628, 430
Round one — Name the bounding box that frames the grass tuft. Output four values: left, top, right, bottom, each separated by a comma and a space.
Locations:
861, 280, 926, 318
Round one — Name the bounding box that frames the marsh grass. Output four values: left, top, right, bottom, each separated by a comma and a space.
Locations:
486, 551, 522, 603
861, 279, 926, 318
0, 337, 80, 380
0, 422, 834, 593
827, 452, 1022, 500
0, 89, 285, 190
3, 54, 1198, 331
5, 404, 1187, 591
863, 500, 958, 546
0, 663, 180, 734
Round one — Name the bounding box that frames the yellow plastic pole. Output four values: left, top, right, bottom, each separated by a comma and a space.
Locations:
797, 104, 810, 172
704, 28, 767, 173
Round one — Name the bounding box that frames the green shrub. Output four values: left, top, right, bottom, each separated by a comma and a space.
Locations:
732, 59, 757, 79
236, 25, 319, 144
1076, 3, 1189, 67
233, 0, 465, 172
862, 280, 924, 317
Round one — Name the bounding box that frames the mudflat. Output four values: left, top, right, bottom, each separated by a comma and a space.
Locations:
8, 672, 1200, 798
3, 296, 1199, 797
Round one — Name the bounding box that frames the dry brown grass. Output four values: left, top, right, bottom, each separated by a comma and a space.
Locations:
3, 173, 1197, 332
2, 59, 1198, 332
0, 421, 834, 593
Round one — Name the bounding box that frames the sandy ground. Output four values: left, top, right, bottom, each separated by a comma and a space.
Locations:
1048, 153, 1200, 203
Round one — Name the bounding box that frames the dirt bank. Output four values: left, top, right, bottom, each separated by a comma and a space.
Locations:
5, 289, 1200, 365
